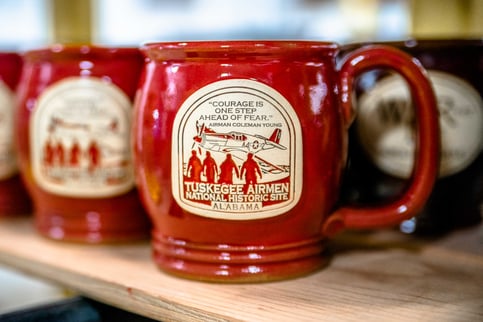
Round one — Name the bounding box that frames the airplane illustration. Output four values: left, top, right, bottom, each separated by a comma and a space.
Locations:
45, 116, 128, 165
48, 116, 119, 133
193, 121, 286, 155
192, 122, 288, 174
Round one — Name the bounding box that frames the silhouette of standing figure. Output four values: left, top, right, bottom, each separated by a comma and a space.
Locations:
87, 140, 101, 173
43, 138, 55, 166
55, 140, 65, 167
186, 150, 202, 182
202, 151, 218, 183
69, 140, 81, 167
241, 153, 262, 185
218, 153, 239, 184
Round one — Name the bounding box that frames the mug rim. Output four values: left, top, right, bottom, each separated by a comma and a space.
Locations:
141, 40, 340, 59
0, 52, 21, 58
400, 38, 483, 48
346, 38, 483, 50
22, 44, 141, 61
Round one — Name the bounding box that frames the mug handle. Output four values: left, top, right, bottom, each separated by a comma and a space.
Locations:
323, 45, 440, 236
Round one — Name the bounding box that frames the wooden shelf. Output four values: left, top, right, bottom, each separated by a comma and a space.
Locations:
0, 216, 482, 321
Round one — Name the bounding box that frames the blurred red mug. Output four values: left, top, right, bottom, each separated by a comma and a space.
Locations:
16, 45, 150, 242
0, 52, 33, 216
133, 41, 440, 282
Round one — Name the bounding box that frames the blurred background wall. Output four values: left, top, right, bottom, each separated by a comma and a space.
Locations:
0, 0, 481, 49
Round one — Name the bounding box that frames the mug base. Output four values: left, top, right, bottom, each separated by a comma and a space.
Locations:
151, 231, 329, 283
34, 205, 151, 243
36, 222, 150, 244
0, 176, 33, 216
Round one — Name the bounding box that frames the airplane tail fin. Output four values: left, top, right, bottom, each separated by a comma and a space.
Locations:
268, 128, 282, 144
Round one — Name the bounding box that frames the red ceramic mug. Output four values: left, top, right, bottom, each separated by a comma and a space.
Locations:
133, 41, 439, 282
0, 52, 33, 216
15, 45, 151, 242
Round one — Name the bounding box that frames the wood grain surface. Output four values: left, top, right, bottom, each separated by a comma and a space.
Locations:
0, 217, 482, 321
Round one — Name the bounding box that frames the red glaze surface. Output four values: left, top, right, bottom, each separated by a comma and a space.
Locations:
15, 45, 151, 243
0, 52, 33, 216
133, 41, 439, 282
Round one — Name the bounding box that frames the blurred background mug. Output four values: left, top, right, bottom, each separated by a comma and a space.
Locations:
133, 41, 440, 282
0, 52, 33, 216
15, 45, 151, 243
341, 39, 482, 236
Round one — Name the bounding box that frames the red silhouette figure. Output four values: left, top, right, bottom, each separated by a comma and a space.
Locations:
186, 150, 202, 182
43, 138, 55, 166
241, 153, 262, 185
202, 151, 218, 183
109, 119, 119, 132
69, 140, 81, 166
54, 141, 65, 166
87, 140, 101, 172
218, 153, 239, 184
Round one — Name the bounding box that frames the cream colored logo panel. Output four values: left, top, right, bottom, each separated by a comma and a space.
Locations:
30, 77, 134, 197
357, 71, 483, 178
0, 82, 18, 179
172, 79, 303, 220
